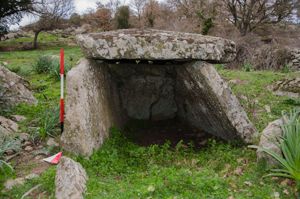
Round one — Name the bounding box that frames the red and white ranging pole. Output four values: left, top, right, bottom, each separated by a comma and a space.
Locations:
60, 48, 64, 133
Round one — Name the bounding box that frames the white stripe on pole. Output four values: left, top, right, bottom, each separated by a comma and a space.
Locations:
60, 74, 64, 99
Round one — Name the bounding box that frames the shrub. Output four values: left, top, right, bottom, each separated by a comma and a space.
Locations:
242, 62, 253, 72
33, 55, 71, 79
250, 108, 300, 197
0, 136, 21, 174
281, 64, 291, 73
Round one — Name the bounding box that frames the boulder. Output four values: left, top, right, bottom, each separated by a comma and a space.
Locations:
55, 157, 88, 199
77, 29, 236, 63
257, 118, 283, 167
0, 65, 37, 107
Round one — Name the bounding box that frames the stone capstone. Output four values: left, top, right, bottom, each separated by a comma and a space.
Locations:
77, 29, 236, 63
63, 29, 257, 156
55, 157, 88, 199
0, 65, 37, 107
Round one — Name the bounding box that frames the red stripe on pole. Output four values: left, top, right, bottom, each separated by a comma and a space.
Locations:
60, 48, 64, 75
60, 99, 64, 123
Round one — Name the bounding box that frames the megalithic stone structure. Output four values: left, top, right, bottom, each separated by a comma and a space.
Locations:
61, 29, 257, 156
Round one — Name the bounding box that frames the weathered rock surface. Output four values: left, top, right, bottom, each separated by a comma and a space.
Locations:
61, 59, 124, 156
0, 116, 18, 132
269, 77, 300, 98
0, 116, 19, 136
288, 48, 300, 71
55, 157, 88, 199
0, 65, 37, 107
257, 118, 284, 167
77, 29, 236, 63
176, 61, 257, 143
4, 173, 39, 190
111, 64, 177, 121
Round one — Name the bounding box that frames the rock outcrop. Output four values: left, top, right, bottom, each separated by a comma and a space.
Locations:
55, 157, 88, 199
62, 29, 257, 156
0, 65, 37, 107
269, 77, 300, 99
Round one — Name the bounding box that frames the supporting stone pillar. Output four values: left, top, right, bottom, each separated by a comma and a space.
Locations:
176, 61, 256, 143
61, 58, 124, 156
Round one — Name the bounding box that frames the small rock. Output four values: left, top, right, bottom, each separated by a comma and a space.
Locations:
273, 192, 280, 199
55, 157, 88, 199
244, 181, 252, 186
23, 141, 32, 147
0, 116, 19, 133
233, 167, 243, 176
4, 178, 25, 190
4, 149, 15, 156
47, 138, 59, 147
264, 105, 271, 113
147, 185, 155, 192
25, 173, 39, 180
34, 155, 44, 160
257, 118, 284, 167
24, 145, 33, 152
11, 115, 26, 122
240, 95, 248, 101
283, 189, 289, 195
19, 133, 29, 142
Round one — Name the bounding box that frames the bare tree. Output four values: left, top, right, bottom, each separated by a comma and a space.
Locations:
28, 0, 74, 49
97, 0, 126, 15
130, 0, 147, 27
225, 0, 296, 36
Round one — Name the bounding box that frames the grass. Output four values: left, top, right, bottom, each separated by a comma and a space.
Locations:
218, 69, 299, 132
0, 32, 76, 50
1, 129, 295, 198
0, 35, 299, 198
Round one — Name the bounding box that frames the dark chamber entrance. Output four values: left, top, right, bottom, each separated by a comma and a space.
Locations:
123, 119, 214, 148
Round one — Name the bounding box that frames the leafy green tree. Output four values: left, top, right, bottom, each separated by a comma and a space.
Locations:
0, 0, 34, 34
115, 6, 130, 29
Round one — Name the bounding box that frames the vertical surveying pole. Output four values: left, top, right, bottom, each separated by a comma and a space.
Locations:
60, 48, 64, 133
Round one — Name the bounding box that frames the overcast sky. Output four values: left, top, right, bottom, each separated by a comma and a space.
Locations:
11, 0, 107, 30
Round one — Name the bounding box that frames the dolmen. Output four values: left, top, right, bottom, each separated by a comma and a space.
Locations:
61, 29, 257, 156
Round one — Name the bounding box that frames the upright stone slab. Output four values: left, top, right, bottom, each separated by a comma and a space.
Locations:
61, 59, 124, 156
176, 61, 256, 142
62, 29, 257, 156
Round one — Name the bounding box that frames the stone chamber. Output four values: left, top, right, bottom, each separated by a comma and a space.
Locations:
61, 29, 257, 156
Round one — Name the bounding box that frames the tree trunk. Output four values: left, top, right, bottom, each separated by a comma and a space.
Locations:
33, 31, 41, 49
